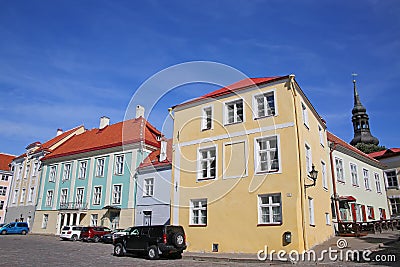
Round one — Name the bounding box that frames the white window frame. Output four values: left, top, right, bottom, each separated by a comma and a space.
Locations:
60, 188, 68, 206
20, 188, 26, 203
143, 178, 154, 197
254, 135, 280, 174
363, 168, 371, 190
224, 99, 244, 125
78, 161, 87, 179
96, 158, 105, 177
76, 187, 84, 208
190, 199, 207, 226
63, 163, 72, 182
301, 102, 309, 128
93, 186, 102, 205
46, 190, 54, 207
12, 189, 18, 204
114, 155, 124, 175
201, 105, 213, 130
90, 214, 98, 226
305, 143, 312, 173
252, 90, 277, 119
335, 157, 345, 183
49, 165, 57, 182
32, 161, 39, 177
258, 194, 282, 224
17, 165, 22, 180
24, 164, 30, 179
42, 214, 49, 229
112, 184, 122, 205
197, 146, 217, 181
321, 161, 328, 190
325, 212, 331, 225
350, 163, 359, 186
27, 187, 34, 203
374, 173, 382, 193
308, 197, 315, 226
319, 126, 325, 146
385, 170, 398, 188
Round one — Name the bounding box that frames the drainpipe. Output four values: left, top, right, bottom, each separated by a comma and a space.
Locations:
329, 142, 341, 225
288, 74, 308, 251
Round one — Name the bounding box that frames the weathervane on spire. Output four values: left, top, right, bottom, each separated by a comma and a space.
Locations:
352, 73, 358, 85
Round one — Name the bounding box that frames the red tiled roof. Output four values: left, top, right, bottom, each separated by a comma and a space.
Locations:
369, 148, 400, 159
43, 117, 161, 161
327, 131, 382, 164
174, 76, 287, 108
0, 153, 15, 171
138, 139, 172, 169
14, 126, 84, 160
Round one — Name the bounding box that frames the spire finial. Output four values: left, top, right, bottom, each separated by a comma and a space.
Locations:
352, 73, 358, 92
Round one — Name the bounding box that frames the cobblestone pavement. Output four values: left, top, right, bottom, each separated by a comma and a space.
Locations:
0, 234, 398, 266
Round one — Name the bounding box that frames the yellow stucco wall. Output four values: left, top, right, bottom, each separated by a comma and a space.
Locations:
171, 77, 333, 253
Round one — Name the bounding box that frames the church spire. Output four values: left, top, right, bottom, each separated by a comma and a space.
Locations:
350, 74, 379, 146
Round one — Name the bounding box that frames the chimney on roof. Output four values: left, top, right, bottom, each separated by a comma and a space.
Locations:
99, 116, 110, 129
159, 139, 167, 162
56, 129, 63, 136
136, 105, 145, 118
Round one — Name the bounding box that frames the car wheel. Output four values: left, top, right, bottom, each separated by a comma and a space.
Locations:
21, 230, 27, 235
72, 235, 78, 241
173, 233, 185, 248
147, 245, 159, 260
113, 243, 125, 257
93, 236, 100, 243
1, 230, 6, 235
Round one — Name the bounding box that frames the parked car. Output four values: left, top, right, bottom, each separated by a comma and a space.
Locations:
0, 222, 29, 235
60, 225, 83, 241
101, 229, 124, 244
80, 226, 111, 242
113, 225, 186, 260
112, 227, 132, 239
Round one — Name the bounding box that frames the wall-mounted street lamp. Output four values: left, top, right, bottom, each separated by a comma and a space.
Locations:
305, 164, 318, 189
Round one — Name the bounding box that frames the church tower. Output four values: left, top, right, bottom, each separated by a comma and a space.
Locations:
350, 76, 379, 146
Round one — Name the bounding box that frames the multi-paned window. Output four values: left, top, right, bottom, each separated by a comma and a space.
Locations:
78, 161, 87, 179
32, 161, 39, 177
305, 144, 312, 173
115, 155, 124, 175
63, 163, 71, 181
112, 185, 122, 204
93, 186, 102, 205
301, 103, 309, 127
190, 199, 207, 225
202, 106, 212, 130
258, 194, 282, 224
254, 92, 275, 118
144, 178, 154, 197
350, 163, 359, 186
60, 189, 68, 206
76, 188, 84, 208
17, 165, 22, 180
24, 164, 30, 179
385, 170, 398, 188
374, 173, 382, 193
49, 166, 57, 182
0, 186, 7, 196
0, 200, 4, 209
46, 190, 54, 207
225, 99, 243, 124
319, 126, 324, 146
20, 188, 26, 203
198, 147, 216, 180
256, 136, 279, 173
1, 174, 9, 181
12, 189, 18, 204
367, 206, 375, 219
96, 158, 105, 177
321, 161, 328, 190
335, 158, 344, 183
91, 214, 98, 226
363, 169, 371, 190
28, 187, 34, 202
389, 198, 400, 215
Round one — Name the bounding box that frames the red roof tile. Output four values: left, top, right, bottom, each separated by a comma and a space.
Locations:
369, 148, 400, 159
0, 153, 16, 171
327, 132, 382, 164
43, 117, 161, 160
138, 139, 172, 169
174, 76, 287, 108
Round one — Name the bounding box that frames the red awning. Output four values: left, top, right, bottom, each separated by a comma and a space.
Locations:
339, 196, 357, 202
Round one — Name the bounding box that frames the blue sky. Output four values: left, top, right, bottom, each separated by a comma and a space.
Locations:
0, 0, 399, 156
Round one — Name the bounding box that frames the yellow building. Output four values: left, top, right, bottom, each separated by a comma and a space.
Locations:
170, 75, 334, 254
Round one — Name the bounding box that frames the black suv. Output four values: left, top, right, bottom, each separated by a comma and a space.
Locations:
113, 225, 186, 260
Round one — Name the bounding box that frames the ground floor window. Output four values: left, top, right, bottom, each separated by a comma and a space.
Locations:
190, 199, 207, 225
143, 211, 152, 226
42, 214, 49, 229
258, 193, 282, 224
91, 214, 98, 226
389, 198, 400, 215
